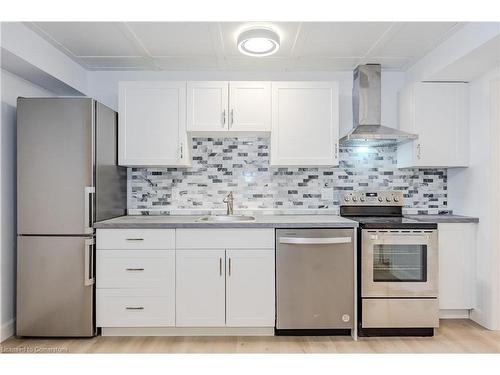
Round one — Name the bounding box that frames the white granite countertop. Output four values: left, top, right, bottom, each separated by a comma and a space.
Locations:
94, 214, 359, 229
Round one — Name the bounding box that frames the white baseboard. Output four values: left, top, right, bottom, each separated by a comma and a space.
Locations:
1, 319, 15, 342
439, 309, 470, 319
101, 326, 274, 337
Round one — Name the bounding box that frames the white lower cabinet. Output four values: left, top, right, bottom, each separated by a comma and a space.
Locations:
438, 223, 477, 312
225, 250, 275, 327
96, 250, 175, 289
96, 229, 176, 328
97, 228, 276, 332
175, 250, 226, 327
175, 248, 276, 328
97, 289, 175, 327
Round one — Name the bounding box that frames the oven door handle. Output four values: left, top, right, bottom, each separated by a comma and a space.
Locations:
279, 237, 352, 245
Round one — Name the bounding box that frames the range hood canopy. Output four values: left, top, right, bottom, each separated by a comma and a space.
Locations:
339, 64, 418, 147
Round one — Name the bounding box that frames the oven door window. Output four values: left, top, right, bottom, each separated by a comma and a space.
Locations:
373, 244, 427, 282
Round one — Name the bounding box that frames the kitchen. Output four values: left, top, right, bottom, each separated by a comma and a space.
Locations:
1, 4, 500, 370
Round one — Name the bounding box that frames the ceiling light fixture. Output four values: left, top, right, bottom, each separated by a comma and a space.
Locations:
237, 28, 280, 57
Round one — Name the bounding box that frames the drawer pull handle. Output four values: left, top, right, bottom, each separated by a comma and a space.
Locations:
126, 238, 144, 241
126, 268, 145, 271
125, 306, 144, 310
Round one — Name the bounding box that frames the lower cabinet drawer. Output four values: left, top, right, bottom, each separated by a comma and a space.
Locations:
96, 229, 175, 250
96, 289, 175, 327
96, 250, 175, 288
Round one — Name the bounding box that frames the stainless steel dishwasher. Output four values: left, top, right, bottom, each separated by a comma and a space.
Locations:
276, 228, 355, 335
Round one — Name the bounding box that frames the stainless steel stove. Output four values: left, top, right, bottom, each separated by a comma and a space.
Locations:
340, 191, 439, 337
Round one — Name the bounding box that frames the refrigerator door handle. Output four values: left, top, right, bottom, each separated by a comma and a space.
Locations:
84, 238, 95, 286
84, 186, 95, 234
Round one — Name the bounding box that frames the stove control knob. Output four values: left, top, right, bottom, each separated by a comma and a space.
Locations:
352, 197, 358, 202
386, 197, 392, 202
378, 197, 383, 202
360, 196, 365, 202
344, 196, 350, 202
394, 196, 400, 202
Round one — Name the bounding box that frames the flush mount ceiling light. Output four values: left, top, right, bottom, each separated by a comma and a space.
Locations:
237, 28, 280, 57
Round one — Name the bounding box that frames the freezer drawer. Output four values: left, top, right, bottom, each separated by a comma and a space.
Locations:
276, 228, 355, 330
17, 236, 95, 337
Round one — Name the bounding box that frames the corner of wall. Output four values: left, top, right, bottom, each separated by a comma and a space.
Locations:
0, 318, 15, 342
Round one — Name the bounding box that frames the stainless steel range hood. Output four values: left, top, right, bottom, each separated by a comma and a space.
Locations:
339, 64, 418, 147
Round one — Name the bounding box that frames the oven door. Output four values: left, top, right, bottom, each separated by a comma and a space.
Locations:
361, 229, 438, 298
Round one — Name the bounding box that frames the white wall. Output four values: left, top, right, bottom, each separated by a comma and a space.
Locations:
447, 67, 500, 330
0, 69, 55, 342
87, 70, 405, 137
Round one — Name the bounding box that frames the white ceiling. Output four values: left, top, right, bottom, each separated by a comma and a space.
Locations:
27, 22, 464, 72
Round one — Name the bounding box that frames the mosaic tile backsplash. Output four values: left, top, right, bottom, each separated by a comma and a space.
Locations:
128, 137, 449, 215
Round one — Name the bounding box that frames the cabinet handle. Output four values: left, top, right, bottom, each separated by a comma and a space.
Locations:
180, 142, 183, 159
126, 268, 144, 271
126, 238, 144, 241
334, 143, 338, 159
230, 109, 234, 127
125, 306, 144, 310
219, 257, 222, 276
228, 258, 232, 276
221, 110, 226, 127
416, 143, 421, 160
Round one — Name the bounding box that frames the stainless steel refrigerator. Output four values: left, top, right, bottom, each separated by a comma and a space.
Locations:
16, 97, 127, 337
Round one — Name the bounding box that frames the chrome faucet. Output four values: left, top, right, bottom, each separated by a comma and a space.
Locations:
223, 191, 234, 215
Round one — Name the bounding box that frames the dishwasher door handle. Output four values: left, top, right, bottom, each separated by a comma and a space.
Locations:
278, 237, 352, 245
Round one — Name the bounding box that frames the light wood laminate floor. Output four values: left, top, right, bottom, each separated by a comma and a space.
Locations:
2, 320, 500, 354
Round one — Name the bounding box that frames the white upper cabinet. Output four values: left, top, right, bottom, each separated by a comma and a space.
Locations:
119, 81, 189, 167
187, 81, 271, 132
187, 81, 229, 132
397, 82, 469, 168
229, 81, 271, 132
270, 82, 340, 166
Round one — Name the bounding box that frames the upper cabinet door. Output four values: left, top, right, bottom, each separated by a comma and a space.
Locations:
228, 82, 271, 132
119, 81, 189, 167
271, 82, 340, 166
187, 81, 229, 132
397, 82, 469, 168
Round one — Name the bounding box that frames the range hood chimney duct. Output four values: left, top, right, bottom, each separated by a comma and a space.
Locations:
339, 64, 418, 147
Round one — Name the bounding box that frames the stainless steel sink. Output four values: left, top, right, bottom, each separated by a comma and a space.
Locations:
196, 215, 256, 222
